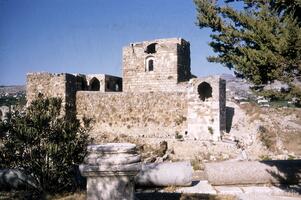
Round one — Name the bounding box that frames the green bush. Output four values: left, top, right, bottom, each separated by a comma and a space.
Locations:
257, 85, 301, 102
0, 96, 92, 194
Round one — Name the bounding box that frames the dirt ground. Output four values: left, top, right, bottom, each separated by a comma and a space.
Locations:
0, 191, 235, 200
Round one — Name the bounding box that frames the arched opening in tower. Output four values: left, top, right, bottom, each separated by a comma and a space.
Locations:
197, 82, 212, 101
90, 78, 100, 91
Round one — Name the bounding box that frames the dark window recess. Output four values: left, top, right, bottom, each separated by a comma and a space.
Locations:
90, 78, 100, 91
76, 76, 87, 91
145, 43, 157, 54
197, 82, 212, 101
148, 59, 154, 71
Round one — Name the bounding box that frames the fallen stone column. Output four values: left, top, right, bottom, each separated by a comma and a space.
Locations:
204, 160, 301, 185
0, 169, 38, 190
80, 143, 141, 200
135, 161, 193, 187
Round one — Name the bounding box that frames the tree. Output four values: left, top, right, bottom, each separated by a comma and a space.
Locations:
0, 96, 92, 194
194, 0, 301, 86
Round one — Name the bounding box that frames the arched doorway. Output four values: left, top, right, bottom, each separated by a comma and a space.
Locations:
90, 77, 100, 91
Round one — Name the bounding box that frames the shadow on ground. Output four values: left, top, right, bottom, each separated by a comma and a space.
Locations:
262, 160, 301, 195
135, 192, 234, 200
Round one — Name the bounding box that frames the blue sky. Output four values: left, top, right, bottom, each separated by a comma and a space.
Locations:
0, 0, 232, 85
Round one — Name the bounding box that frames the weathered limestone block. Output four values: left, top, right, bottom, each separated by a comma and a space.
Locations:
205, 160, 301, 185
80, 143, 141, 200
135, 161, 193, 186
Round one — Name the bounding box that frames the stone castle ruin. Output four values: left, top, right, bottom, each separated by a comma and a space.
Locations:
27, 38, 226, 141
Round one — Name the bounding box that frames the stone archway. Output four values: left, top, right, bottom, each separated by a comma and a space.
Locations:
197, 82, 212, 101
90, 77, 100, 91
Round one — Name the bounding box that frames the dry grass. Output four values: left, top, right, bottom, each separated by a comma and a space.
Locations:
240, 103, 301, 155
190, 157, 204, 171
282, 131, 301, 155
49, 192, 86, 200
240, 103, 263, 122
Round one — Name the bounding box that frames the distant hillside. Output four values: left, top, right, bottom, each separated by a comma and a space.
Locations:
0, 85, 26, 95
220, 74, 255, 101
0, 85, 26, 107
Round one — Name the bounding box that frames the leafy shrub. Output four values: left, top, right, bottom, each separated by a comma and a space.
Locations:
0, 96, 92, 194
257, 86, 301, 105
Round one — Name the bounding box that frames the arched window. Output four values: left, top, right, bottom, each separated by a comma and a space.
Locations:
148, 59, 154, 71
90, 77, 100, 91
197, 82, 212, 101
145, 57, 154, 72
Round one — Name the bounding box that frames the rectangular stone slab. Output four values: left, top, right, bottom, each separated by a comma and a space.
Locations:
204, 160, 301, 186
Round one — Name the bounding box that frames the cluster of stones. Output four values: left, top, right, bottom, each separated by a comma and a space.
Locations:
80, 143, 141, 200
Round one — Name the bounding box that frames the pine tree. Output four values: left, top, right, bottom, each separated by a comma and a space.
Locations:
194, 0, 301, 86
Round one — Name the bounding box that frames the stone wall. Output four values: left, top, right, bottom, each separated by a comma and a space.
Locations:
122, 38, 190, 92
26, 73, 77, 115
187, 76, 226, 141
27, 73, 122, 116
76, 91, 188, 138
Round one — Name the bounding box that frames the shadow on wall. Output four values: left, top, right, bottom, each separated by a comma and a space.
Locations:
262, 160, 301, 195
226, 106, 235, 133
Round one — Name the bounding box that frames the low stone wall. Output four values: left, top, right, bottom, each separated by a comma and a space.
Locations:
76, 91, 188, 139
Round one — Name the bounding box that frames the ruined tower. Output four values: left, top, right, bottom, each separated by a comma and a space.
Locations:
122, 38, 191, 92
